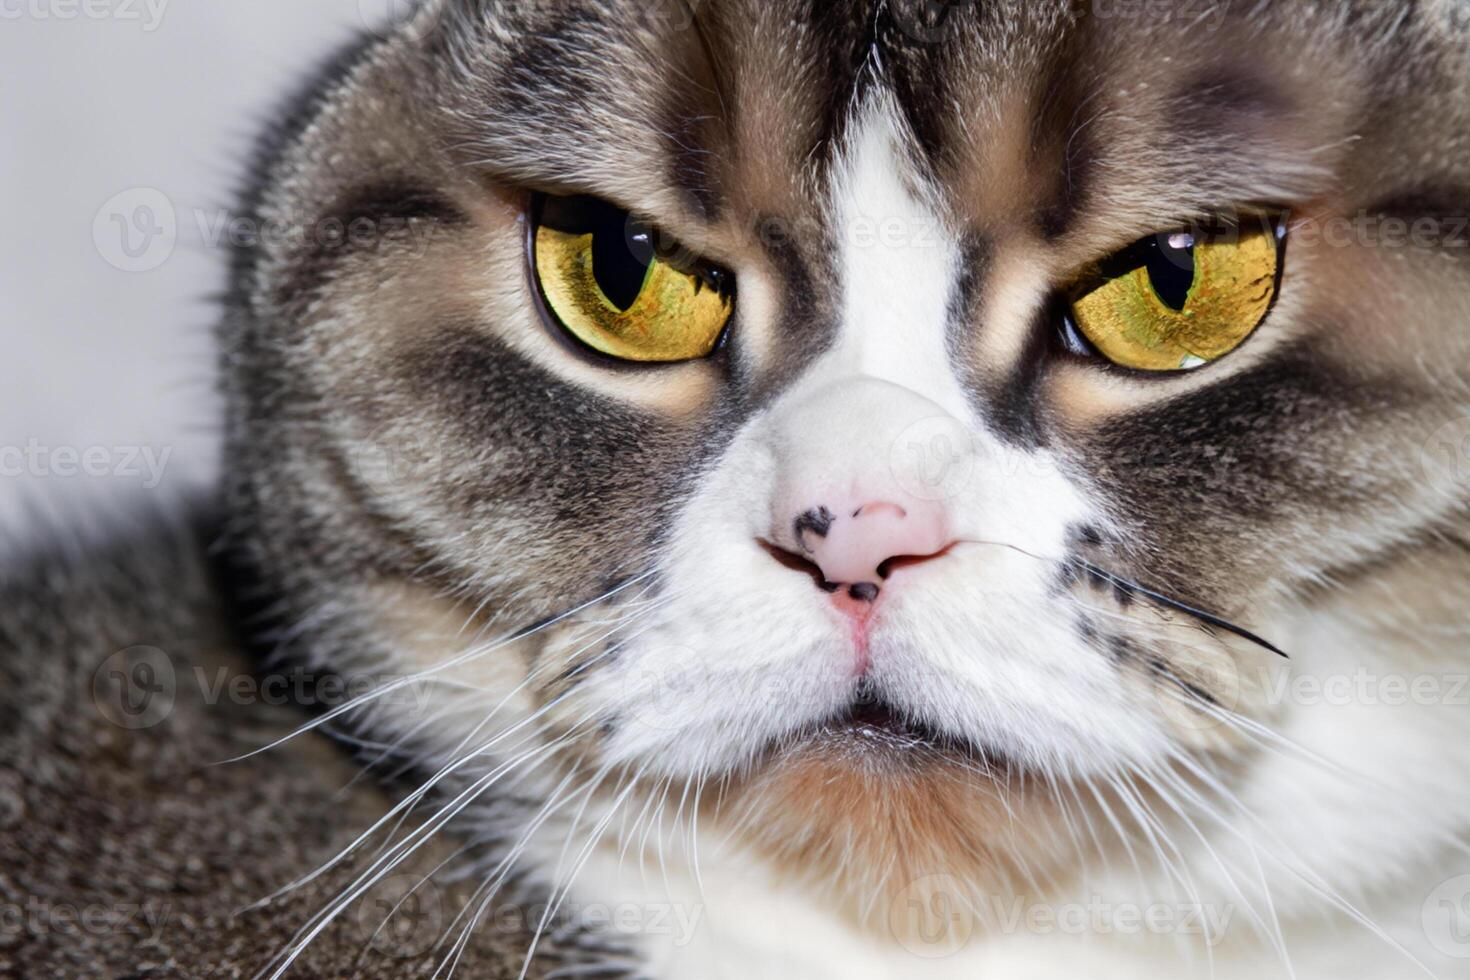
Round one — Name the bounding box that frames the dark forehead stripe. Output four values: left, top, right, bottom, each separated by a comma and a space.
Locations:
438, 0, 724, 195
875, 0, 1030, 177
660, 81, 724, 220
452, 0, 881, 192
1165, 70, 1289, 133
677, 0, 879, 207
490, 3, 623, 137
1027, 31, 1097, 241
273, 180, 469, 315
800, 0, 883, 163
875, 20, 952, 172
874, 0, 971, 172
876, 2, 1103, 238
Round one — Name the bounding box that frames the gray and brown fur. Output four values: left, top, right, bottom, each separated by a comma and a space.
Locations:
4, 0, 1469, 974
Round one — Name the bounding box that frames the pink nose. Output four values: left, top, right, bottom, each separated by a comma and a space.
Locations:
792, 497, 952, 589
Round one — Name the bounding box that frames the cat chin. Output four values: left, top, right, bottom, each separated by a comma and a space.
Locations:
711, 731, 1075, 928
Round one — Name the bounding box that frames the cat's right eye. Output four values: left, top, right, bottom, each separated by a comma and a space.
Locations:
529, 193, 735, 363
1058, 214, 1287, 372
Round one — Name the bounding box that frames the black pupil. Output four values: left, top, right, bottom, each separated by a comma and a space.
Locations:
537, 193, 733, 313
1144, 233, 1195, 311
591, 216, 653, 311
539, 194, 653, 312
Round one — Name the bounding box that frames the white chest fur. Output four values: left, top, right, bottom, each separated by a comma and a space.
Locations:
569, 837, 1453, 980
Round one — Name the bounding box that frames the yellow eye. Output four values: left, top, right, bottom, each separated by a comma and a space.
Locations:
1062, 216, 1286, 372
530, 193, 735, 363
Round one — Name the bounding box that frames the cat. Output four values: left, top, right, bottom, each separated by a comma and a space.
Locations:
6, 0, 1470, 977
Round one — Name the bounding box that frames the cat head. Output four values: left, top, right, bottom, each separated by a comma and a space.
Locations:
223, 0, 1470, 917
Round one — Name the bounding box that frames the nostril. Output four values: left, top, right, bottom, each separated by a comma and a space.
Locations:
760, 535, 955, 604
759, 540, 887, 600
875, 544, 957, 581
757, 539, 835, 592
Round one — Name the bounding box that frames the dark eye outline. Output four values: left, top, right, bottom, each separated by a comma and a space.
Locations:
523, 192, 737, 365
1052, 210, 1290, 375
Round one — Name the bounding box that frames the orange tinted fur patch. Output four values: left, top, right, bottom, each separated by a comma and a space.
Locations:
714, 741, 1076, 938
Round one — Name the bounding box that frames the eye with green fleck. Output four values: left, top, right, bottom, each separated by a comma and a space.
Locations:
1060, 215, 1287, 372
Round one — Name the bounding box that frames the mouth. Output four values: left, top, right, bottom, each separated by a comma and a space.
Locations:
821, 698, 947, 746
789, 686, 1006, 774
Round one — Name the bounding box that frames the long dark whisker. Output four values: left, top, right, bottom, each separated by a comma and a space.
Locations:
1075, 561, 1289, 660
955, 537, 1289, 659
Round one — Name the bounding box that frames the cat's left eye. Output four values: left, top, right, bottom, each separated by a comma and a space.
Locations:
1059, 214, 1287, 372
529, 193, 735, 363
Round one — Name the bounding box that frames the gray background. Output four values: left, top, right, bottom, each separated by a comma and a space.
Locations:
1, 1, 409, 545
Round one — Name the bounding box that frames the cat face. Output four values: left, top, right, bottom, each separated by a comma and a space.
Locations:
227, 0, 1470, 909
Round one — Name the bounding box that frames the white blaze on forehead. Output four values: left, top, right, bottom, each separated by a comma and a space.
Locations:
820, 99, 1097, 551
828, 99, 972, 421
